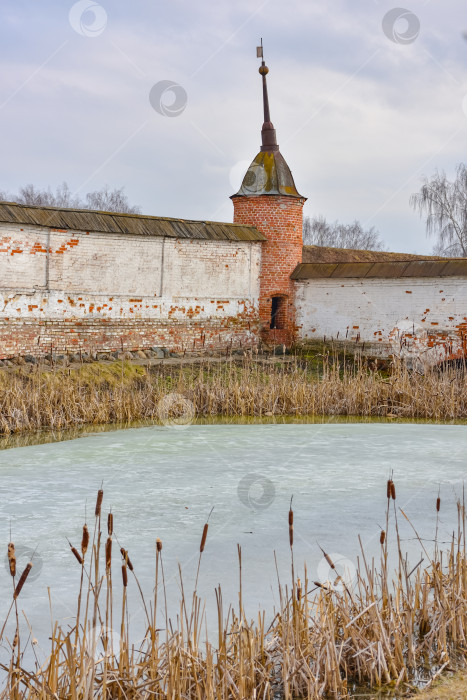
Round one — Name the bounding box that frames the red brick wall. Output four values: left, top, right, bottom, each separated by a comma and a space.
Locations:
232, 194, 305, 344
0, 317, 260, 358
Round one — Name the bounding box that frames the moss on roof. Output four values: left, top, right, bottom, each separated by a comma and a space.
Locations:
302, 245, 448, 264
0, 201, 266, 242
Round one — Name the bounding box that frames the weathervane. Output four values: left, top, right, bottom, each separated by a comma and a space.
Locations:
256, 38, 264, 60
255, 39, 278, 151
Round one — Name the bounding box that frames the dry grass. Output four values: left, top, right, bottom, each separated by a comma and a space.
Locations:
0, 354, 466, 435
1, 483, 467, 699
414, 671, 467, 699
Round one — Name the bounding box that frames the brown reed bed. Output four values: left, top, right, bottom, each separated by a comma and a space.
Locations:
0, 352, 466, 435
1, 482, 467, 699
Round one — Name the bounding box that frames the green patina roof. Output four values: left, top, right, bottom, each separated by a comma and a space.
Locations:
232, 151, 303, 199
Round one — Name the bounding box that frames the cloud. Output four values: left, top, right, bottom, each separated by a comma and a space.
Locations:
0, 0, 465, 253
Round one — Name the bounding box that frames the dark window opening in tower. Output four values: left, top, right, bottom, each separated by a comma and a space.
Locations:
271, 296, 286, 329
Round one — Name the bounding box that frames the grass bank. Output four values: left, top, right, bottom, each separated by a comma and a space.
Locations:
1, 481, 467, 699
0, 355, 466, 435
415, 671, 467, 698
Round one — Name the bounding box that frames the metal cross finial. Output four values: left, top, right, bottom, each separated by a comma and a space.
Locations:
256, 39, 263, 60
256, 40, 277, 150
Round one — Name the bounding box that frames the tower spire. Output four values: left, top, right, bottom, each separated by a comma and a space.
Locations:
257, 40, 278, 152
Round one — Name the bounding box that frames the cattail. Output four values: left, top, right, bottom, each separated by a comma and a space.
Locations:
289, 505, 294, 548
105, 537, 112, 571
380, 530, 386, 545
95, 489, 103, 517
13, 562, 33, 599
296, 577, 302, 602
436, 496, 441, 512
120, 548, 134, 571
387, 480, 393, 499
81, 525, 89, 557
122, 564, 128, 587
107, 512, 113, 536
324, 551, 335, 570
68, 541, 83, 565
313, 581, 330, 591
390, 481, 396, 500
156, 538, 162, 552
200, 524, 208, 553
7, 543, 16, 577
12, 630, 18, 649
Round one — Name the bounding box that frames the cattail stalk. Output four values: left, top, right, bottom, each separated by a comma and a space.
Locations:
95, 489, 103, 518
106, 537, 112, 571
70, 544, 83, 565
200, 524, 208, 553
81, 525, 89, 557
13, 563, 33, 599
289, 504, 294, 548
7, 543, 16, 578
107, 512, 113, 536
120, 548, 134, 572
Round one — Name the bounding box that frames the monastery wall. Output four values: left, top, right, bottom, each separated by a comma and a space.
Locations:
295, 277, 467, 364
0, 223, 262, 357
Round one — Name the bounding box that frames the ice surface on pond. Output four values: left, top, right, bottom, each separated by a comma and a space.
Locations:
0, 422, 466, 663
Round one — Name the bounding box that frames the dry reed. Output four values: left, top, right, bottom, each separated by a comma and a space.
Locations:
1, 485, 467, 699
0, 353, 466, 436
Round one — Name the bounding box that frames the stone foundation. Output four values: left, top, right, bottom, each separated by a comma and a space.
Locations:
0, 317, 260, 359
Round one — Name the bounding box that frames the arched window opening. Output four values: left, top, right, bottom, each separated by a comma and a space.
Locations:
271, 295, 286, 329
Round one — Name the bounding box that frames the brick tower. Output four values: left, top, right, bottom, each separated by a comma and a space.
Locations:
231, 44, 306, 346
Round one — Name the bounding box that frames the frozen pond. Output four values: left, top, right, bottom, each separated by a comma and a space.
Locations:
0, 422, 466, 667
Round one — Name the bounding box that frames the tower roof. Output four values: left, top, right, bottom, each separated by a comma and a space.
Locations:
232, 43, 304, 199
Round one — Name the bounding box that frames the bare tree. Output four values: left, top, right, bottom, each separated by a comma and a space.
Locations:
83, 185, 141, 214
303, 216, 386, 250
410, 164, 467, 257
15, 182, 82, 208
0, 182, 141, 214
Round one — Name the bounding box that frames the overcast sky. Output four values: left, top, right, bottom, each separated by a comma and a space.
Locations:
0, 0, 466, 253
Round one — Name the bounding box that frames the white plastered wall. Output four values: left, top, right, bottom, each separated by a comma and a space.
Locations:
295, 277, 467, 363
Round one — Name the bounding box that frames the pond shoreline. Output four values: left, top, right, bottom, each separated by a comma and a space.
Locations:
1, 422, 467, 698
1, 413, 467, 451
2, 475, 466, 699
0, 357, 466, 438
